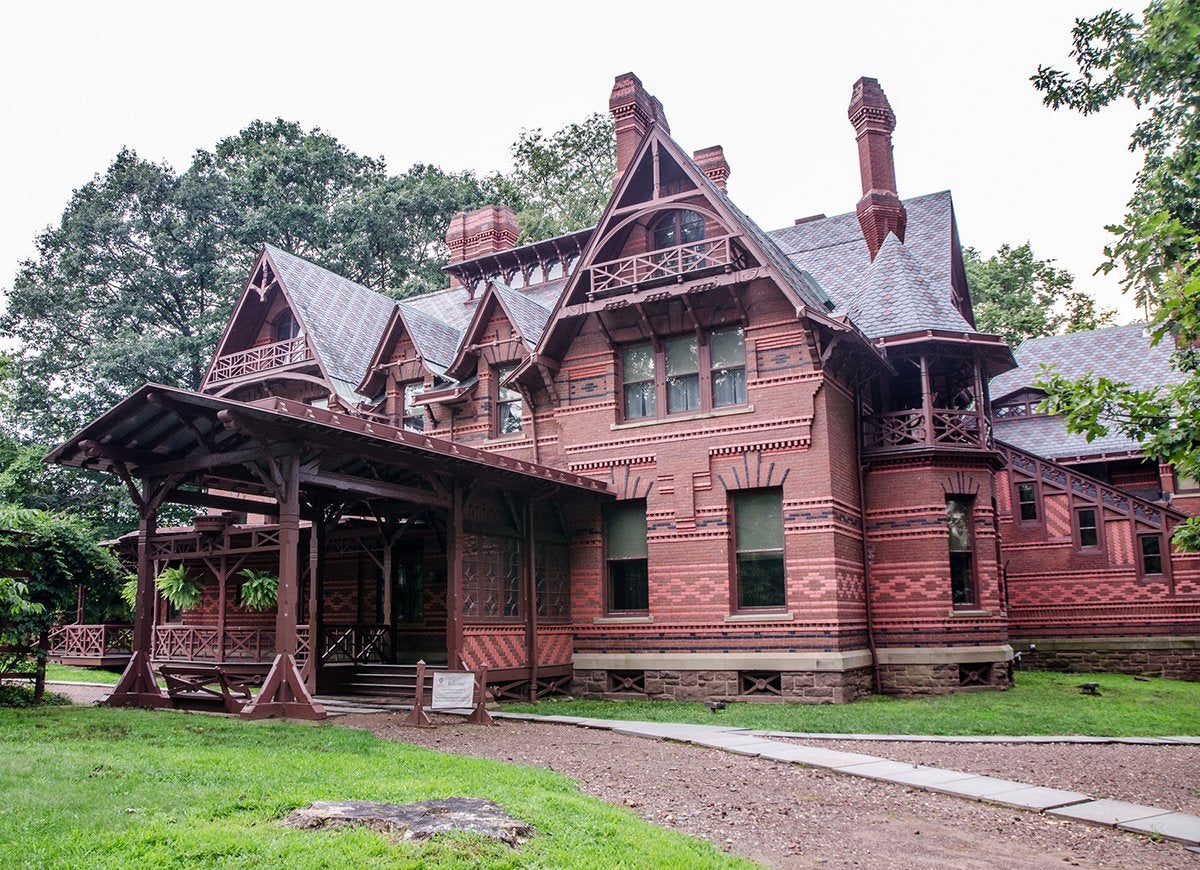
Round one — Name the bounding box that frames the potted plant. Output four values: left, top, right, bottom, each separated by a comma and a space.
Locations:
238, 568, 278, 611
154, 565, 202, 610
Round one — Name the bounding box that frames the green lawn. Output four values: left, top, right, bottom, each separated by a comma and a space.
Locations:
503, 671, 1200, 737
45, 663, 123, 685
0, 707, 748, 869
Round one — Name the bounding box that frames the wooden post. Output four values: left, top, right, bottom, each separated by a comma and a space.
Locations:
305, 508, 328, 694
466, 662, 494, 726
400, 659, 433, 728
920, 352, 933, 444
107, 478, 170, 708
445, 482, 465, 670
523, 499, 539, 702
216, 556, 228, 664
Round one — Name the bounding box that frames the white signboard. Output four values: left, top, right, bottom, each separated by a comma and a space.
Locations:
431, 671, 476, 709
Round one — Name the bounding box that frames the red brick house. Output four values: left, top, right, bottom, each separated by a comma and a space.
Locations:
47, 73, 1200, 717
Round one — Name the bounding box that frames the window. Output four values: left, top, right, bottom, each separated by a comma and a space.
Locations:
1139, 535, 1164, 576
652, 209, 706, 251
400, 380, 424, 433
619, 327, 746, 421
1075, 507, 1100, 549
1016, 482, 1038, 522
493, 366, 523, 436
606, 501, 648, 612
622, 344, 656, 419
1176, 471, 1200, 493
274, 310, 300, 342
946, 497, 976, 608
733, 489, 785, 609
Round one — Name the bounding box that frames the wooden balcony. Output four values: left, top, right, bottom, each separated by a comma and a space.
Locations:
863, 408, 992, 455
208, 336, 312, 383
589, 235, 736, 296
47, 623, 132, 667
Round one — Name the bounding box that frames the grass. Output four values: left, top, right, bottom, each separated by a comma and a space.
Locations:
44, 663, 123, 685
502, 671, 1200, 737
0, 706, 749, 869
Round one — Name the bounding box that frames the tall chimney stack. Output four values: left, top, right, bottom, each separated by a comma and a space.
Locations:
610, 72, 669, 189
694, 146, 731, 191
848, 77, 906, 260
445, 204, 519, 288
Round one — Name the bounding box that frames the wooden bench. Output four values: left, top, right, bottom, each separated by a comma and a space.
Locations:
160, 665, 263, 714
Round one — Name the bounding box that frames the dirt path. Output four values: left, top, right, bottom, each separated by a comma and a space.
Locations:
342, 713, 1199, 870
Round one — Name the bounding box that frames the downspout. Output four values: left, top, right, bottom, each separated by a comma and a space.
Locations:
854, 384, 883, 695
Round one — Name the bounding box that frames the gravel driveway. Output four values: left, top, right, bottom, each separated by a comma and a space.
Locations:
342, 713, 1199, 870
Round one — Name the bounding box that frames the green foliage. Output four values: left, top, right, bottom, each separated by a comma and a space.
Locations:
237, 568, 278, 611
1033, 1, 1200, 550
119, 573, 138, 612
0, 707, 746, 868
491, 112, 616, 243
964, 242, 1116, 344
506, 671, 1200, 737
153, 564, 201, 611
0, 503, 125, 632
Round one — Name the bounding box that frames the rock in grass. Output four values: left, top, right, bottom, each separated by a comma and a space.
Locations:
282, 798, 534, 846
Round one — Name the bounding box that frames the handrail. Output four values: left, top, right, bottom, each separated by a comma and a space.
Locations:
589, 235, 735, 295
209, 336, 311, 383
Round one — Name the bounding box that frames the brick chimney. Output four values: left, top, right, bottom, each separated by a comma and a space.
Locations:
848, 77, 906, 260
445, 205, 519, 287
693, 146, 731, 191
610, 72, 669, 189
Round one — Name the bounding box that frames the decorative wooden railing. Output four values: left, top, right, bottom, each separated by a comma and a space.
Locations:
208, 336, 311, 383
862, 408, 991, 454
589, 235, 736, 296
47, 624, 132, 660
319, 624, 391, 664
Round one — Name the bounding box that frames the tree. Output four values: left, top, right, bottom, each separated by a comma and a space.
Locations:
964, 242, 1116, 344
492, 112, 616, 243
1032, 0, 1200, 549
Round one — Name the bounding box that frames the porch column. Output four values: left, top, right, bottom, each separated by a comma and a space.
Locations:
919, 352, 933, 443
305, 507, 329, 694
216, 557, 228, 664
107, 477, 169, 708
523, 498, 539, 702
446, 481, 465, 668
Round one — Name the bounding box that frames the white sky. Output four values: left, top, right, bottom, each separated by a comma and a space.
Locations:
0, 0, 1146, 333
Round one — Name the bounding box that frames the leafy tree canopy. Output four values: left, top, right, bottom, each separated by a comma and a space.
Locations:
492, 112, 616, 243
1032, 0, 1200, 549
965, 242, 1116, 345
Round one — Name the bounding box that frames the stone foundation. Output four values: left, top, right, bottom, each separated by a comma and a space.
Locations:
1013, 637, 1200, 681
876, 660, 1012, 695
571, 666, 875, 704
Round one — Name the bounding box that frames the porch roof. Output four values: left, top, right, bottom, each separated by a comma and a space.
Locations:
46, 384, 613, 511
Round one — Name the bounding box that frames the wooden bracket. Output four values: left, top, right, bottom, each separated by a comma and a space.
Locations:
239, 654, 326, 720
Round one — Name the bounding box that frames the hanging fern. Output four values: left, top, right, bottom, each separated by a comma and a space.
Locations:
154, 565, 202, 610
238, 568, 278, 612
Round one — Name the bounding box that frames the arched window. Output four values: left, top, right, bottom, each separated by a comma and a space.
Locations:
651, 209, 706, 251
274, 310, 301, 342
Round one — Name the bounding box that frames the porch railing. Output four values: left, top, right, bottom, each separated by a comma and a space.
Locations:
208, 336, 311, 383
320, 624, 391, 664
589, 235, 736, 296
46, 624, 132, 660
863, 408, 991, 453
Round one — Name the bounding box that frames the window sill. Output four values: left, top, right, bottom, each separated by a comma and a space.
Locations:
948, 609, 992, 618
482, 433, 529, 445
593, 615, 653, 624
725, 611, 793, 622
611, 404, 754, 431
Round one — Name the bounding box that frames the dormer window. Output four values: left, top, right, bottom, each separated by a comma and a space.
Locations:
652, 209, 705, 251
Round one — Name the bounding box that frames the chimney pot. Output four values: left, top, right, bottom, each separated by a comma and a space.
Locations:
693, 146, 731, 191
610, 72, 668, 189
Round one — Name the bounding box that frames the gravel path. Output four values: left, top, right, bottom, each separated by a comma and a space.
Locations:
341, 713, 1199, 870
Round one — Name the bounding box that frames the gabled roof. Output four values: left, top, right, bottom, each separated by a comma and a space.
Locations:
263, 245, 395, 403
444, 279, 554, 379
993, 414, 1148, 463
395, 302, 464, 371
845, 232, 974, 338
990, 322, 1182, 401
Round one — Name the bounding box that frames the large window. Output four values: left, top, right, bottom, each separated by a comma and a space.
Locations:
400, 380, 424, 433
733, 489, 785, 610
946, 497, 976, 608
620, 327, 746, 421
1139, 534, 1164, 576
652, 209, 706, 252
606, 501, 649, 613
493, 366, 523, 436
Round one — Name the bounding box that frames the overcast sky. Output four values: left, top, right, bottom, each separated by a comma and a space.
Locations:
0, 0, 1146, 330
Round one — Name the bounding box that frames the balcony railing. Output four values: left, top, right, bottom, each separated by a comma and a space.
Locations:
208, 336, 311, 383
320, 624, 391, 664
152, 624, 310, 665
589, 235, 736, 296
863, 408, 991, 454
47, 624, 132, 662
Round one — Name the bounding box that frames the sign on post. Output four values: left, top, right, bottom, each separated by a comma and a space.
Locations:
430, 671, 475, 709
